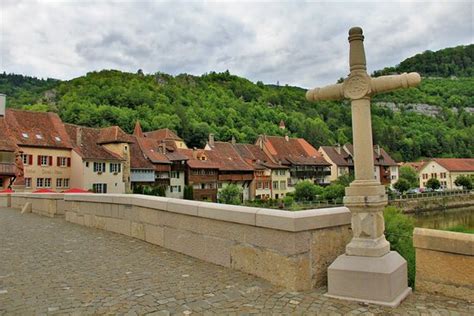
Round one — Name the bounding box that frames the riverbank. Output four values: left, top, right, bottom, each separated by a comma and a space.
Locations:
389, 191, 474, 214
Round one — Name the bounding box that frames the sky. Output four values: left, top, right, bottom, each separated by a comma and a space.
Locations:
1, 1, 473, 88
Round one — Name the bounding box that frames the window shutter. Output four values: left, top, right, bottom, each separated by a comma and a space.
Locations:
110, 163, 113, 173
104, 184, 107, 193
118, 164, 121, 173
57, 157, 60, 166
28, 155, 33, 165
49, 156, 53, 166
67, 158, 71, 167
37, 156, 41, 165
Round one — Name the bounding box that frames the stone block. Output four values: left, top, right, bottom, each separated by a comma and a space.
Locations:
131, 222, 145, 240
137, 207, 161, 226
327, 251, 411, 307
131, 195, 168, 211
230, 245, 312, 291
164, 227, 232, 267
94, 216, 107, 230
21, 202, 32, 214
56, 200, 66, 215
144, 224, 164, 246
84, 214, 96, 227
197, 203, 257, 226
105, 217, 131, 236
244, 227, 311, 255
167, 199, 200, 216
414, 227, 474, 255
311, 225, 351, 287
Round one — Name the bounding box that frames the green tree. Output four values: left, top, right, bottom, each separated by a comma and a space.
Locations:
333, 174, 354, 187
454, 175, 473, 190
183, 185, 194, 200
294, 181, 322, 202
399, 165, 419, 188
394, 178, 411, 194
426, 178, 441, 190
321, 184, 346, 201
219, 184, 242, 205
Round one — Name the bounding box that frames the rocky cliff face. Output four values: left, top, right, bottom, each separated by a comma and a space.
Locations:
375, 102, 474, 117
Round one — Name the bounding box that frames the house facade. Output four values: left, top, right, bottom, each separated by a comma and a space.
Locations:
0, 96, 18, 189
256, 135, 331, 188
417, 158, 474, 190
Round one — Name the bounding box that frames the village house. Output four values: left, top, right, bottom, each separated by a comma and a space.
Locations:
417, 158, 474, 190
204, 135, 255, 201
0, 95, 18, 189
143, 127, 188, 149
65, 124, 131, 193
233, 142, 290, 200
255, 135, 331, 189
319, 143, 399, 187
4, 108, 73, 192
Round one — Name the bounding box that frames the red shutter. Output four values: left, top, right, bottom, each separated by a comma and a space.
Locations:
49, 156, 53, 166
57, 157, 60, 166
37, 156, 41, 165
67, 158, 71, 167
28, 155, 33, 165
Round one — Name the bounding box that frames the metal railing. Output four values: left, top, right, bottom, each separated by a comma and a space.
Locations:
389, 190, 473, 201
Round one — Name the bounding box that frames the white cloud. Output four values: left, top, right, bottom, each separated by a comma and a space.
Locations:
1, 0, 472, 87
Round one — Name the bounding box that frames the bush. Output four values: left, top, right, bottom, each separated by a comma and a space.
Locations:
384, 206, 416, 288
321, 184, 345, 201
294, 181, 323, 201
394, 178, 411, 193
218, 184, 242, 205
426, 178, 441, 190
183, 185, 194, 200
454, 175, 473, 190
283, 195, 294, 207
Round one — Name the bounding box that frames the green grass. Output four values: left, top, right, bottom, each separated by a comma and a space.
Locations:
445, 225, 474, 234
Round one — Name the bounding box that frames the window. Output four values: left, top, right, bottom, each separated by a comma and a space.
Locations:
25, 178, 31, 188
54, 136, 61, 142
22, 133, 29, 138
110, 163, 121, 173
35, 134, 43, 139
170, 185, 182, 193
431, 173, 437, 179
422, 173, 428, 180
57, 157, 70, 167
63, 179, 69, 188
86, 162, 89, 167
56, 178, 63, 188
391, 175, 397, 180
257, 181, 263, 189
273, 181, 279, 190
93, 183, 107, 193
94, 162, 106, 173
38, 155, 51, 166
280, 180, 287, 190
440, 172, 446, 179
171, 171, 180, 178
44, 178, 51, 188
36, 178, 44, 188
21, 154, 32, 165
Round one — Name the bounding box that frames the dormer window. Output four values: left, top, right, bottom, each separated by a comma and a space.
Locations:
36, 134, 43, 139
55, 136, 61, 142
22, 133, 29, 138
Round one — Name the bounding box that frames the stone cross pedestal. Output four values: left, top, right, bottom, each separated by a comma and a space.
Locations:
306, 27, 420, 307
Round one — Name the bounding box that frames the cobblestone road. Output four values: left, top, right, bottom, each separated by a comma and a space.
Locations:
0, 208, 472, 315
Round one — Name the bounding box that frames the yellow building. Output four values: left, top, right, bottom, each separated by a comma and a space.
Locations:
4, 109, 73, 192
418, 158, 474, 190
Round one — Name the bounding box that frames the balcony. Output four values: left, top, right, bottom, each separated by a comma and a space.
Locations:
290, 170, 331, 178
0, 163, 16, 176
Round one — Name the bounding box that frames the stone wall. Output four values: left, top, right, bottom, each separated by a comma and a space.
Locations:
414, 228, 474, 301
390, 193, 474, 213
3, 193, 351, 291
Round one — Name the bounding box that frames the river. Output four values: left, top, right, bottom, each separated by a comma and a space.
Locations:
411, 206, 474, 230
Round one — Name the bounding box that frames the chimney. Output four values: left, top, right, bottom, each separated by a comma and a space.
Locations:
0, 94, 5, 117
336, 143, 341, 155
133, 121, 144, 137
209, 133, 215, 147
375, 144, 381, 156
285, 135, 289, 142
158, 141, 166, 154
76, 127, 83, 146
231, 136, 236, 145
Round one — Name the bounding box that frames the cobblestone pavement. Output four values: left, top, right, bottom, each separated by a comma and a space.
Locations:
0, 208, 472, 315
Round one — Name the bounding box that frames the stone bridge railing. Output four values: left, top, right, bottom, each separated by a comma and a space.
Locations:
0, 193, 351, 291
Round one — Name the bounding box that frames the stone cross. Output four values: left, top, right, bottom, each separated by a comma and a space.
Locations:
306, 27, 421, 258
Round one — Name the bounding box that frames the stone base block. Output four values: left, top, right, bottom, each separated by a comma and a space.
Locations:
327, 251, 411, 307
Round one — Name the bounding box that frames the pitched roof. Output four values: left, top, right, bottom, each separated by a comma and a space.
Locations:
133, 121, 144, 138
259, 135, 330, 166
206, 142, 254, 172
144, 128, 182, 141
401, 161, 426, 172
433, 158, 474, 172
234, 143, 287, 169
97, 126, 134, 144
321, 144, 397, 167
129, 137, 155, 169
0, 117, 18, 152
65, 124, 123, 161
176, 148, 220, 169
5, 109, 72, 149
135, 137, 171, 164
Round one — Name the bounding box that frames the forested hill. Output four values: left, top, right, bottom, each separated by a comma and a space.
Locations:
0, 45, 473, 162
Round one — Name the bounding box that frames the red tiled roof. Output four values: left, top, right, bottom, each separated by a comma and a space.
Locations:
144, 128, 182, 141
135, 137, 171, 164
401, 161, 426, 172
177, 148, 220, 169
97, 126, 134, 144
129, 137, 155, 169
5, 109, 72, 149
65, 124, 123, 161
206, 142, 254, 172
0, 117, 18, 152
133, 121, 144, 138
433, 158, 474, 172
321, 144, 397, 167
234, 143, 287, 170
260, 135, 329, 166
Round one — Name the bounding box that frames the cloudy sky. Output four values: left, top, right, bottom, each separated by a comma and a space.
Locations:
1, 1, 473, 88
